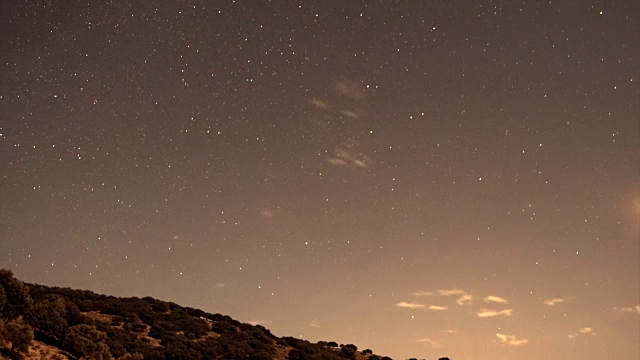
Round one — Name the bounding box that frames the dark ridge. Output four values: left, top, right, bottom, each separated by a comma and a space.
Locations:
1, 269, 448, 360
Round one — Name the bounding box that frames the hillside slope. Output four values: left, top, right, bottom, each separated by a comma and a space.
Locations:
0, 269, 399, 360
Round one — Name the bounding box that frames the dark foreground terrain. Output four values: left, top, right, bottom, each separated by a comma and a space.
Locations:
0, 269, 449, 360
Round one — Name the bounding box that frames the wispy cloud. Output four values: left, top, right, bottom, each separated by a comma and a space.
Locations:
308, 320, 320, 328
543, 298, 565, 306
396, 301, 425, 309
248, 320, 271, 326
310, 98, 329, 109
568, 327, 595, 338
496, 333, 529, 346
422, 288, 473, 306
428, 305, 448, 311
327, 143, 369, 169
335, 80, 365, 100
417, 338, 442, 348
438, 289, 465, 296
477, 309, 513, 318
441, 329, 459, 334
456, 294, 473, 306
613, 305, 640, 315
484, 295, 508, 304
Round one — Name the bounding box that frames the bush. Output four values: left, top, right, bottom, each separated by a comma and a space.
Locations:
63, 324, 111, 360
1, 319, 34, 353
340, 345, 357, 358
0, 269, 33, 320
25, 295, 68, 340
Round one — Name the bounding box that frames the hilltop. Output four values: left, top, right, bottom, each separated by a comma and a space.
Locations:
1, 269, 447, 360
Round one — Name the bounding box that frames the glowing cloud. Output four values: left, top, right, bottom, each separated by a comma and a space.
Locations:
396, 301, 426, 309
568, 327, 595, 338
417, 338, 442, 348
543, 298, 565, 306
613, 305, 640, 314
438, 289, 465, 296
477, 309, 513, 318
456, 294, 473, 306
484, 295, 508, 304
428, 305, 448, 311
248, 320, 271, 326
496, 333, 529, 346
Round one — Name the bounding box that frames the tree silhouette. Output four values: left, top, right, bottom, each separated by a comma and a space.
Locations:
1, 319, 34, 353
63, 324, 111, 360
0, 269, 33, 320
25, 295, 68, 340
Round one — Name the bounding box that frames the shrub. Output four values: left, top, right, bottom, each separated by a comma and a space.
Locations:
63, 324, 111, 360
1, 319, 34, 353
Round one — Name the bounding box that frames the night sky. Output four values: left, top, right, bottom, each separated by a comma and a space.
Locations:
2, 1, 639, 359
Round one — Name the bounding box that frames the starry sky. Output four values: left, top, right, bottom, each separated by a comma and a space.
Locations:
2, 1, 639, 359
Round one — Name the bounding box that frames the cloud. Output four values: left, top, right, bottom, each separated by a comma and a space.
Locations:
496, 333, 529, 346
335, 80, 365, 100
543, 298, 565, 306
438, 289, 465, 296
441, 329, 459, 334
417, 338, 442, 348
310, 98, 329, 109
414, 289, 472, 305
214, 283, 226, 288
569, 327, 595, 339
456, 294, 473, 306
613, 305, 640, 315
248, 320, 271, 326
341, 110, 359, 118
327, 143, 369, 169
477, 309, 513, 318
260, 209, 274, 218
484, 296, 508, 304
327, 158, 348, 166
308, 320, 320, 328
438, 289, 473, 306
428, 305, 448, 311
396, 301, 426, 309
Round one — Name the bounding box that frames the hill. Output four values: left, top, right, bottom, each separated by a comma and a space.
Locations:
0, 269, 409, 360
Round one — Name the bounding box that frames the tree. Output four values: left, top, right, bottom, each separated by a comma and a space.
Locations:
287, 349, 309, 360
0, 269, 33, 320
438, 358, 451, 360
25, 295, 68, 340
117, 353, 144, 360
0, 286, 6, 313
63, 324, 111, 360
1, 319, 34, 353
340, 345, 357, 358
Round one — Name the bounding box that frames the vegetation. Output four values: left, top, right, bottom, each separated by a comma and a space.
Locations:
0, 269, 450, 360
